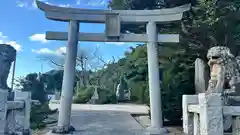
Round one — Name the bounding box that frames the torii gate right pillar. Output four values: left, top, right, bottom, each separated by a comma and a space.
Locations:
146, 21, 168, 134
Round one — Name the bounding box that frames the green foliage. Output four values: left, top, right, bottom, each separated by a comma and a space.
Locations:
181, 0, 240, 57
17, 73, 47, 103
73, 86, 94, 103
73, 86, 117, 104
43, 70, 64, 93
30, 103, 57, 129
98, 88, 117, 104
16, 73, 57, 130
123, 45, 149, 104
161, 52, 195, 120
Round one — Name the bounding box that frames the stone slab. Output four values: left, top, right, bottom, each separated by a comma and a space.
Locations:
46, 110, 149, 135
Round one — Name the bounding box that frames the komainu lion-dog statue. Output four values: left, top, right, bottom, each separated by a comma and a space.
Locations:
198, 46, 240, 130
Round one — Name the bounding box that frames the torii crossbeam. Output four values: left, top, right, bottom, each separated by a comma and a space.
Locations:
36, 1, 190, 134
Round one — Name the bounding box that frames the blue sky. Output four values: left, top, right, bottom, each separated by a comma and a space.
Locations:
0, 0, 138, 85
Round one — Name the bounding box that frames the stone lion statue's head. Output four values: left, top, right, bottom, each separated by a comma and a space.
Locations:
207, 46, 234, 67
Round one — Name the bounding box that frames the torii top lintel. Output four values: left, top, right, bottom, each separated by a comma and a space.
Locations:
36, 0, 191, 23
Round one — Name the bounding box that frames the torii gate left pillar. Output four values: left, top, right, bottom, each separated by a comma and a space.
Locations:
36, 1, 190, 134
55, 20, 79, 133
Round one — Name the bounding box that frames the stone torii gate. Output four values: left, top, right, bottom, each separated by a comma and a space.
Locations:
36, 1, 190, 134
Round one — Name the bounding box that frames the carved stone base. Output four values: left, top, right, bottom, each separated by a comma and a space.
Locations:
4, 132, 18, 135
146, 126, 169, 135
21, 129, 31, 135
51, 125, 75, 134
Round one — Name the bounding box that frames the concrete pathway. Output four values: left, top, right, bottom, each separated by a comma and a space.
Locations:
46, 103, 150, 135
47, 110, 149, 135
49, 102, 149, 115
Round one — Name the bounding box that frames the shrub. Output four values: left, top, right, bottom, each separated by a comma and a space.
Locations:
98, 88, 117, 104
30, 102, 57, 130
73, 87, 94, 104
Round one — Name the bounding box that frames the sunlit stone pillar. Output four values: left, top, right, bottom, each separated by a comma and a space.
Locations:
52, 20, 79, 134
146, 21, 168, 135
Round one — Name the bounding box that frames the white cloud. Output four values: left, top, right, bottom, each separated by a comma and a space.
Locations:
17, 0, 107, 10
87, 0, 107, 6
5, 41, 22, 51
0, 32, 22, 51
32, 0, 38, 8
56, 47, 67, 54
29, 34, 48, 44
32, 48, 53, 54
59, 4, 71, 7
104, 42, 126, 46
76, 0, 107, 6
0, 32, 7, 39
76, 0, 81, 5
32, 47, 66, 56
16, 1, 28, 8
16, 0, 48, 9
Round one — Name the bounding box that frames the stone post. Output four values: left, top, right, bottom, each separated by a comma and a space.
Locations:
146, 21, 168, 134
14, 91, 31, 135
233, 116, 240, 135
53, 20, 79, 134
0, 90, 8, 134
182, 95, 198, 135
199, 93, 224, 135
193, 113, 200, 135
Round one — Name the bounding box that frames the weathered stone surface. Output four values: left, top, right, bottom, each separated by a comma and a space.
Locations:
195, 58, 208, 94
0, 44, 16, 90
233, 116, 240, 135
183, 94, 225, 135
0, 90, 8, 133
199, 93, 224, 135
206, 46, 240, 98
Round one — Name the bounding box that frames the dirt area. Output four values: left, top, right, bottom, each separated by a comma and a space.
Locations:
33, 129, 50, 135
133, 115, 184, 135
32, 115, 57, 135
32, 122, 57, 135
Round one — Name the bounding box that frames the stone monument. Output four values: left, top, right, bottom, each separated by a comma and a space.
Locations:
195, 58, 209, 94
0, 44, 16, 100
88, 87, 100, 104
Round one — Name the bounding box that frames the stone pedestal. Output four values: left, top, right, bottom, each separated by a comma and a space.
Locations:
199, 93, 224, 135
